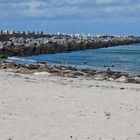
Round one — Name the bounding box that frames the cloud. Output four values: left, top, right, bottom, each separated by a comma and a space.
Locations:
96, 0, 117, 4
0, 0, 140, 21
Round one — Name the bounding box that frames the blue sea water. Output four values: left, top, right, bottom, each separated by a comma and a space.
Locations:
8, 45, 140, 74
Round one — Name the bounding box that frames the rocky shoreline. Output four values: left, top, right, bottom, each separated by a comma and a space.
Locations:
0, 60, 140, 84
0, 34, 140, 56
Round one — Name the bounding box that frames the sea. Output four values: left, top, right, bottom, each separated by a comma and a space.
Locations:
8, 44, 140, 74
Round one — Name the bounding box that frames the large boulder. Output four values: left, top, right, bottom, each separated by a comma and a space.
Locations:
115, 76, 128, 83
70, 71, 85, 76
93, 73, 107, 80
3, 41, 12, 48
15, 67, 36, 74
34, 72, 51, 76
128, 76, 140, 84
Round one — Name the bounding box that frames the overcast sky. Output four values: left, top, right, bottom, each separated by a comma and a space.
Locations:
0, 0, 140, 35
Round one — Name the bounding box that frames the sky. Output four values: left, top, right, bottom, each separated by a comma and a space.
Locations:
0, 0, 140, 35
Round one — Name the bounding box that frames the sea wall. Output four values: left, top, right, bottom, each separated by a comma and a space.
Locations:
0, 32, 140, 56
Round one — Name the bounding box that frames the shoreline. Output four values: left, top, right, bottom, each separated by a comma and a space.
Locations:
0, 60, 140, 84
7, 56, 140, 75
6, 43, 140, 76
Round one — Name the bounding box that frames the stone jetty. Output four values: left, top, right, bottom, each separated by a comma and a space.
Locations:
0, 31, 140, 56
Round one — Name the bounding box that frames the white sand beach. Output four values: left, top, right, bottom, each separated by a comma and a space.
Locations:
0, 69, 140, 140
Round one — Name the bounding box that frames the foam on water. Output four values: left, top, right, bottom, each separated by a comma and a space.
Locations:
8, 57, 36, 64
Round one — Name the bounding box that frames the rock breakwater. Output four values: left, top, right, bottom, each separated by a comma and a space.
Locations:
0, 34, 140, 56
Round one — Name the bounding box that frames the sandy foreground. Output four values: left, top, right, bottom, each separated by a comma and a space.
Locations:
0, 69, 140, 140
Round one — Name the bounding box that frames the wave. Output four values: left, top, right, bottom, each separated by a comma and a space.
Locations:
8, 57, 36, 63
